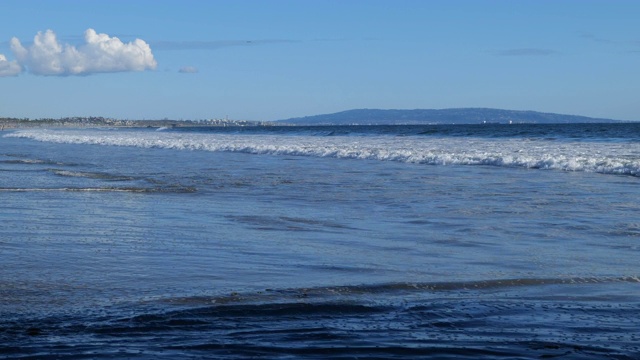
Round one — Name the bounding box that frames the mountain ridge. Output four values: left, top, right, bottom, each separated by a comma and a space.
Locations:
278, 108, 623, 125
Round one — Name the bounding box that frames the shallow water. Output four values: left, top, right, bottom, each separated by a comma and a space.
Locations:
1, 124, 639, 358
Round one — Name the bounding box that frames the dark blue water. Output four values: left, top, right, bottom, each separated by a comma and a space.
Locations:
172, 122, 640, 140
1, 123, 639, 359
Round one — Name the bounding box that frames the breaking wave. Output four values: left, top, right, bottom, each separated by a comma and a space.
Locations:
6, 128, 640, 176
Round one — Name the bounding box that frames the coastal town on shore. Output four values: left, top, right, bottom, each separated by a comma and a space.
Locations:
0, 116, 273, 130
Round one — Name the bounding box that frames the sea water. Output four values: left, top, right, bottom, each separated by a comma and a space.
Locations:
1, 123, 639, 359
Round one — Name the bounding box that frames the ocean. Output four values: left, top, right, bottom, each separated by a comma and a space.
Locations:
1, 123, 639, 359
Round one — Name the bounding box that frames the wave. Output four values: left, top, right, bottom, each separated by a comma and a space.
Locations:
163, 276, 640, 307
172, 123, 640, 140
0, 158, 65, 166
49, 169, 136, 181
0, 186, 196, 193
6, 129, 640, 176
2, 277, 638, 359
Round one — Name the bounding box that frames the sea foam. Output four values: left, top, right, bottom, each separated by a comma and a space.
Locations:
6, 129, 640, 176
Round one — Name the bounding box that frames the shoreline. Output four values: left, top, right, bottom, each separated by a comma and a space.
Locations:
0, 117, 273, 130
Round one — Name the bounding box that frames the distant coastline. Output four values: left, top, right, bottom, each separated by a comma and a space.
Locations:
1, 108, 633, 129
277, 108, 628, 125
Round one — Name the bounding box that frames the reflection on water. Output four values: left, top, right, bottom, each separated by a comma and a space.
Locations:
1, 128, 639, 359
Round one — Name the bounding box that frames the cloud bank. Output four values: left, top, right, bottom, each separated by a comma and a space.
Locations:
1, 29, 156, 76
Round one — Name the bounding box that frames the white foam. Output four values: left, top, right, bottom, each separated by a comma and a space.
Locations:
6, 129, 640, 176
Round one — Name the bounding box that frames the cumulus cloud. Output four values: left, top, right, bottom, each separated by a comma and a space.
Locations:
178, 66, 198, 73
0, 54, 22, 76
8, 28, 157, 76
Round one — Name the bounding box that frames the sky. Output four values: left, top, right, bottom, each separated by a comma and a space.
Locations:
1, 0, 639, 122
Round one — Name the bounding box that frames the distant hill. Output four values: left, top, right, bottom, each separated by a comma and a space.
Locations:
277, 108, 621, 125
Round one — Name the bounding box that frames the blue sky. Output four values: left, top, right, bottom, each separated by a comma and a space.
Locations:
1, 0, 639, 121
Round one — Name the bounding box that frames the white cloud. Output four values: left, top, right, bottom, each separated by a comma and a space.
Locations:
178, 66, 198, 73
9, 29, 157, 76
0, 54, 22, 76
